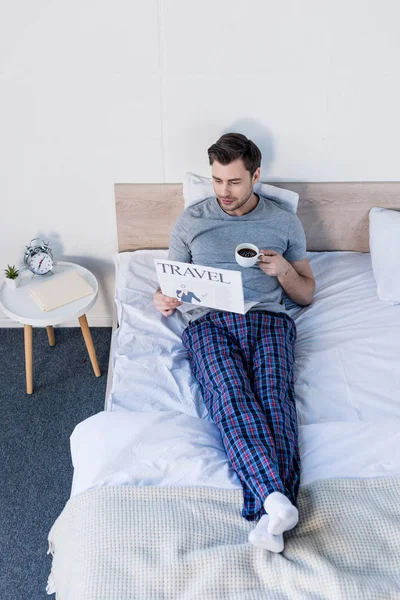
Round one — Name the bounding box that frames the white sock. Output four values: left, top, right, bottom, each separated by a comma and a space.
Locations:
263, 492, 299, 536
248, 515, 284, 553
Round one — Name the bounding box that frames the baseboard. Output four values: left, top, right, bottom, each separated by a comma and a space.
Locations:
0, 317, 113, 328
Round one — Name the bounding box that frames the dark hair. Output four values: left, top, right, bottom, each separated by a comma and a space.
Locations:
207, 133, 261, 175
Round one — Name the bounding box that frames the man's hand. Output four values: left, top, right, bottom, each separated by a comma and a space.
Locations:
257, 250, 290, 277
153, 290, 183, 317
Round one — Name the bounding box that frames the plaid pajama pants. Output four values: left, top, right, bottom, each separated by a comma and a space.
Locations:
182, 310, 300, 522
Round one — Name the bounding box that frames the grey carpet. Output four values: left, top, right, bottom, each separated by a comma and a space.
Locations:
0, 327, 112, 600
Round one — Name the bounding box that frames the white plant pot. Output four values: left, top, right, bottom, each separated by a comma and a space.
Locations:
5, 276, 20, 289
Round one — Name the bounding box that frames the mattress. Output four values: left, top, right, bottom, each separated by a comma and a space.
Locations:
70, 250, 400, 497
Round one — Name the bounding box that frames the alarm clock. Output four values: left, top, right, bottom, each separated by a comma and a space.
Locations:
24, 238, 54, 275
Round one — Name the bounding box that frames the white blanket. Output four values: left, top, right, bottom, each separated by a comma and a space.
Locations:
70, 251, 400, 497
48, 476, 400, 599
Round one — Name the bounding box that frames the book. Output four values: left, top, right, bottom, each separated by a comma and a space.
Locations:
29, 270, 95, 312
154, 258, 247, 314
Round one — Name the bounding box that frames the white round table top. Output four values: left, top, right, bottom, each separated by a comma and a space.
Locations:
0, 261, 98, 326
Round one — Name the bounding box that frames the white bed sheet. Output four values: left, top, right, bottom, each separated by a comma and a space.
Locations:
70, 251, 400, 497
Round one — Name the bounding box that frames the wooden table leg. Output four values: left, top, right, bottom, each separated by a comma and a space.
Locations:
78, 314, 101, 377
24, 324, 33, 394
46, 326, 56, 347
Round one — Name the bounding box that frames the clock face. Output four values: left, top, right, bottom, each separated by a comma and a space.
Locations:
28, 251, 53, 275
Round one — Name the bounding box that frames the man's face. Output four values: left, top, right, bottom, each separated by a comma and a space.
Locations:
211, 159, 260, 216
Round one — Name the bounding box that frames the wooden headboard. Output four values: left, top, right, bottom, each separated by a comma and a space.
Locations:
115, 182, 400, 253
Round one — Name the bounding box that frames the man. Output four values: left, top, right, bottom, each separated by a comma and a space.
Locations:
153, 133, 315, 553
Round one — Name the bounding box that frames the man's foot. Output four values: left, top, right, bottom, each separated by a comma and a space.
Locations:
263, 491, 299, 535
248, 515, 284, 553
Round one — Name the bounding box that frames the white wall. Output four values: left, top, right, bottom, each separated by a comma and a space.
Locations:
1, 0, 399, 326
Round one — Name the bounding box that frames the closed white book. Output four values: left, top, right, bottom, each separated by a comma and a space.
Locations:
29, 270, 94, 311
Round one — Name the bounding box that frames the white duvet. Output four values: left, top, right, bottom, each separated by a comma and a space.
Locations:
70, 251, 400, 497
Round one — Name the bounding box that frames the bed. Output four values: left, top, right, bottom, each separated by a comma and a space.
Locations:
46, 182, 400, 599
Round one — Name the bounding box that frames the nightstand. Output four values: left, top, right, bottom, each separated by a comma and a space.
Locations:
0, 261, 101, 394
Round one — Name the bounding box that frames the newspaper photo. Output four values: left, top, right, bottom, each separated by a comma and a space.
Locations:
154, 259, 245, 314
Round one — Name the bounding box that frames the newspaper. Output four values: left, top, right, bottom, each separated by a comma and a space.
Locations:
154, 259, 245, 314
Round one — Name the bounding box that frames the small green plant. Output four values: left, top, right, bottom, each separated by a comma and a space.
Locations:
4, 265, 20, 280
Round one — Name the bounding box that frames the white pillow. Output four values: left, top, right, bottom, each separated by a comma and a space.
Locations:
369, 207, 400, 305
182, 172, 299, 213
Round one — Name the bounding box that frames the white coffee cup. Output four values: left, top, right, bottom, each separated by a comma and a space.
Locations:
235, 243, 262, 267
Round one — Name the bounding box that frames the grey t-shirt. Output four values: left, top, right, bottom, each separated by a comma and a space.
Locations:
168, 194, 307, 318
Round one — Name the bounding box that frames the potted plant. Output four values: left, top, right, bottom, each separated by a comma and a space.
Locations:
4, 265, 20, 289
